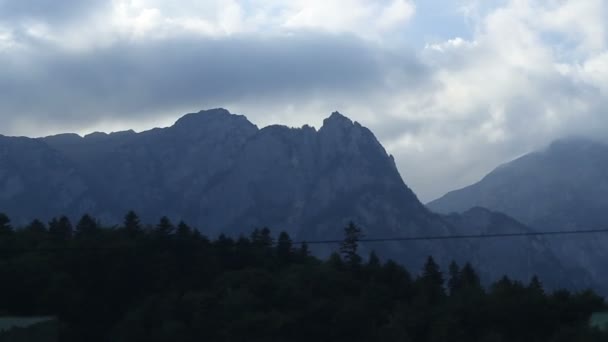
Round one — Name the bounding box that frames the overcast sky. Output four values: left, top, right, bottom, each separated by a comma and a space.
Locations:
1, 0, 607, 202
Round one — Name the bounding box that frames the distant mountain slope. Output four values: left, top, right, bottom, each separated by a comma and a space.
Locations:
428, 138, 608, 229
0, 135, 101, 220
428, 137, 608, 291
443, 207, 593, 290
0, 109, 591, 290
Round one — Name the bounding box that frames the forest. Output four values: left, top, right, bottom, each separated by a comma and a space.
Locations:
0, 212, 605, 342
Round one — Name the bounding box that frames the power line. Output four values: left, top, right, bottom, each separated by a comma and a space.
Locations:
294, 228, 608, 245
1, 227, 608, 252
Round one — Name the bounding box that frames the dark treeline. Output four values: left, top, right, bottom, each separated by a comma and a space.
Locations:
0, 212, 605, 342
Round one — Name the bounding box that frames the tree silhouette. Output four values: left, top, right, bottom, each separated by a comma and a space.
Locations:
0, 213, 13, 235
176, 221, 193, 238
25, 219, 47, 234
0, 212, 603, 342
48, 216, 73, 241
461, 262, 482, 293
277, 231, 293, 260
340, 221, 363, 266
155, 216, 174, 236
448, 260, 462, 295
123, 211, 141, 237
75, 214, 99, 237
419, 256, 445, 305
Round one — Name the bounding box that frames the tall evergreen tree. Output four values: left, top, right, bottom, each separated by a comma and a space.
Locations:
340, 221, 363, 266
49, 216, 73, 241
123, 211, 142, 237
448, 260, 462, 295
461, 262, 482, 293
76, 214, 99, 237
0, 213, 13, 235
277, 231, 293, 260
368, 251, 381, 268
529, 275, 544, 296
176, 221, 193, 238
251, 227, 273, 248
155, 216, 174, 236
419, 256, 445, 304
25, 219, 47, 234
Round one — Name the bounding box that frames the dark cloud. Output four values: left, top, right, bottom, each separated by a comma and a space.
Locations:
0, 32, 429, 132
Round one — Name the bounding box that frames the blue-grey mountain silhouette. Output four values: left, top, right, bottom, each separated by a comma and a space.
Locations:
0, 109, 596, 290
429, 137, 608, 293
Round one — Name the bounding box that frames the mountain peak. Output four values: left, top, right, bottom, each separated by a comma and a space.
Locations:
322, 111, 354, 128
173, 108, 258, 133
175, 108, 233, 124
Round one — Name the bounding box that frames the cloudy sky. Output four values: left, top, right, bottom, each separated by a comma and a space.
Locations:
1, 0, 607, 201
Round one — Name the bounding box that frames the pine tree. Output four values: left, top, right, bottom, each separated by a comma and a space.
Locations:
277, 231, 293, 260
123, 211, 142, 237
420, 256, 445, 304
25, 219, 47, 234
176, 221, 193, 238
461, 262, 482, 292
340, 221, 363, 266
76, 214, 99, 237
448, 260, 462, 295
49, 216, 73, 241
155, 216, 174, 236
0, 213, 13, 235
260, 227, 273, 248
368, 251, 381, 268
529, 275, 544, 296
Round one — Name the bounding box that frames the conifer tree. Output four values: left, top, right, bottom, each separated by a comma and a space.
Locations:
529, 275, 544, 296
277, 231, 293, 260
461, 262, 482, 292
420, 256, 445, 304
0, 213, 12, 235
340, 221, 363, 266
76, 214, 99, 237
448, 260, 462, 295
368, 251, 381, 268
25, 219, 47, 234
49, 216, 73, 241
176, 221, 193, 238
123, 211, 142, 237
155, 216, 174, 236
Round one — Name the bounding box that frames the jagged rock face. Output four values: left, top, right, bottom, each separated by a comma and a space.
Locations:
0, 109, 590, 290
33, 109, 424, 237
428, 137, 608, 292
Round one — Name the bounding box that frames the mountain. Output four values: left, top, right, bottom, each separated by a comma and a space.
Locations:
0, 109, 590, 289
0, 135, 99, 220
428, 137, 608, 291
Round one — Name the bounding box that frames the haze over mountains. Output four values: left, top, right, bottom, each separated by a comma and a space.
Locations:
429, 137, 608, 294
0, 108, 601, 291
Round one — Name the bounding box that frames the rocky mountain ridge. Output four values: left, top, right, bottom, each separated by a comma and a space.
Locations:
0, 109, 594, 290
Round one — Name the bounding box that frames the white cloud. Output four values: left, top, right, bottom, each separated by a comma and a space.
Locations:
282, 0, 414, 37
384, 0, 608, 200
